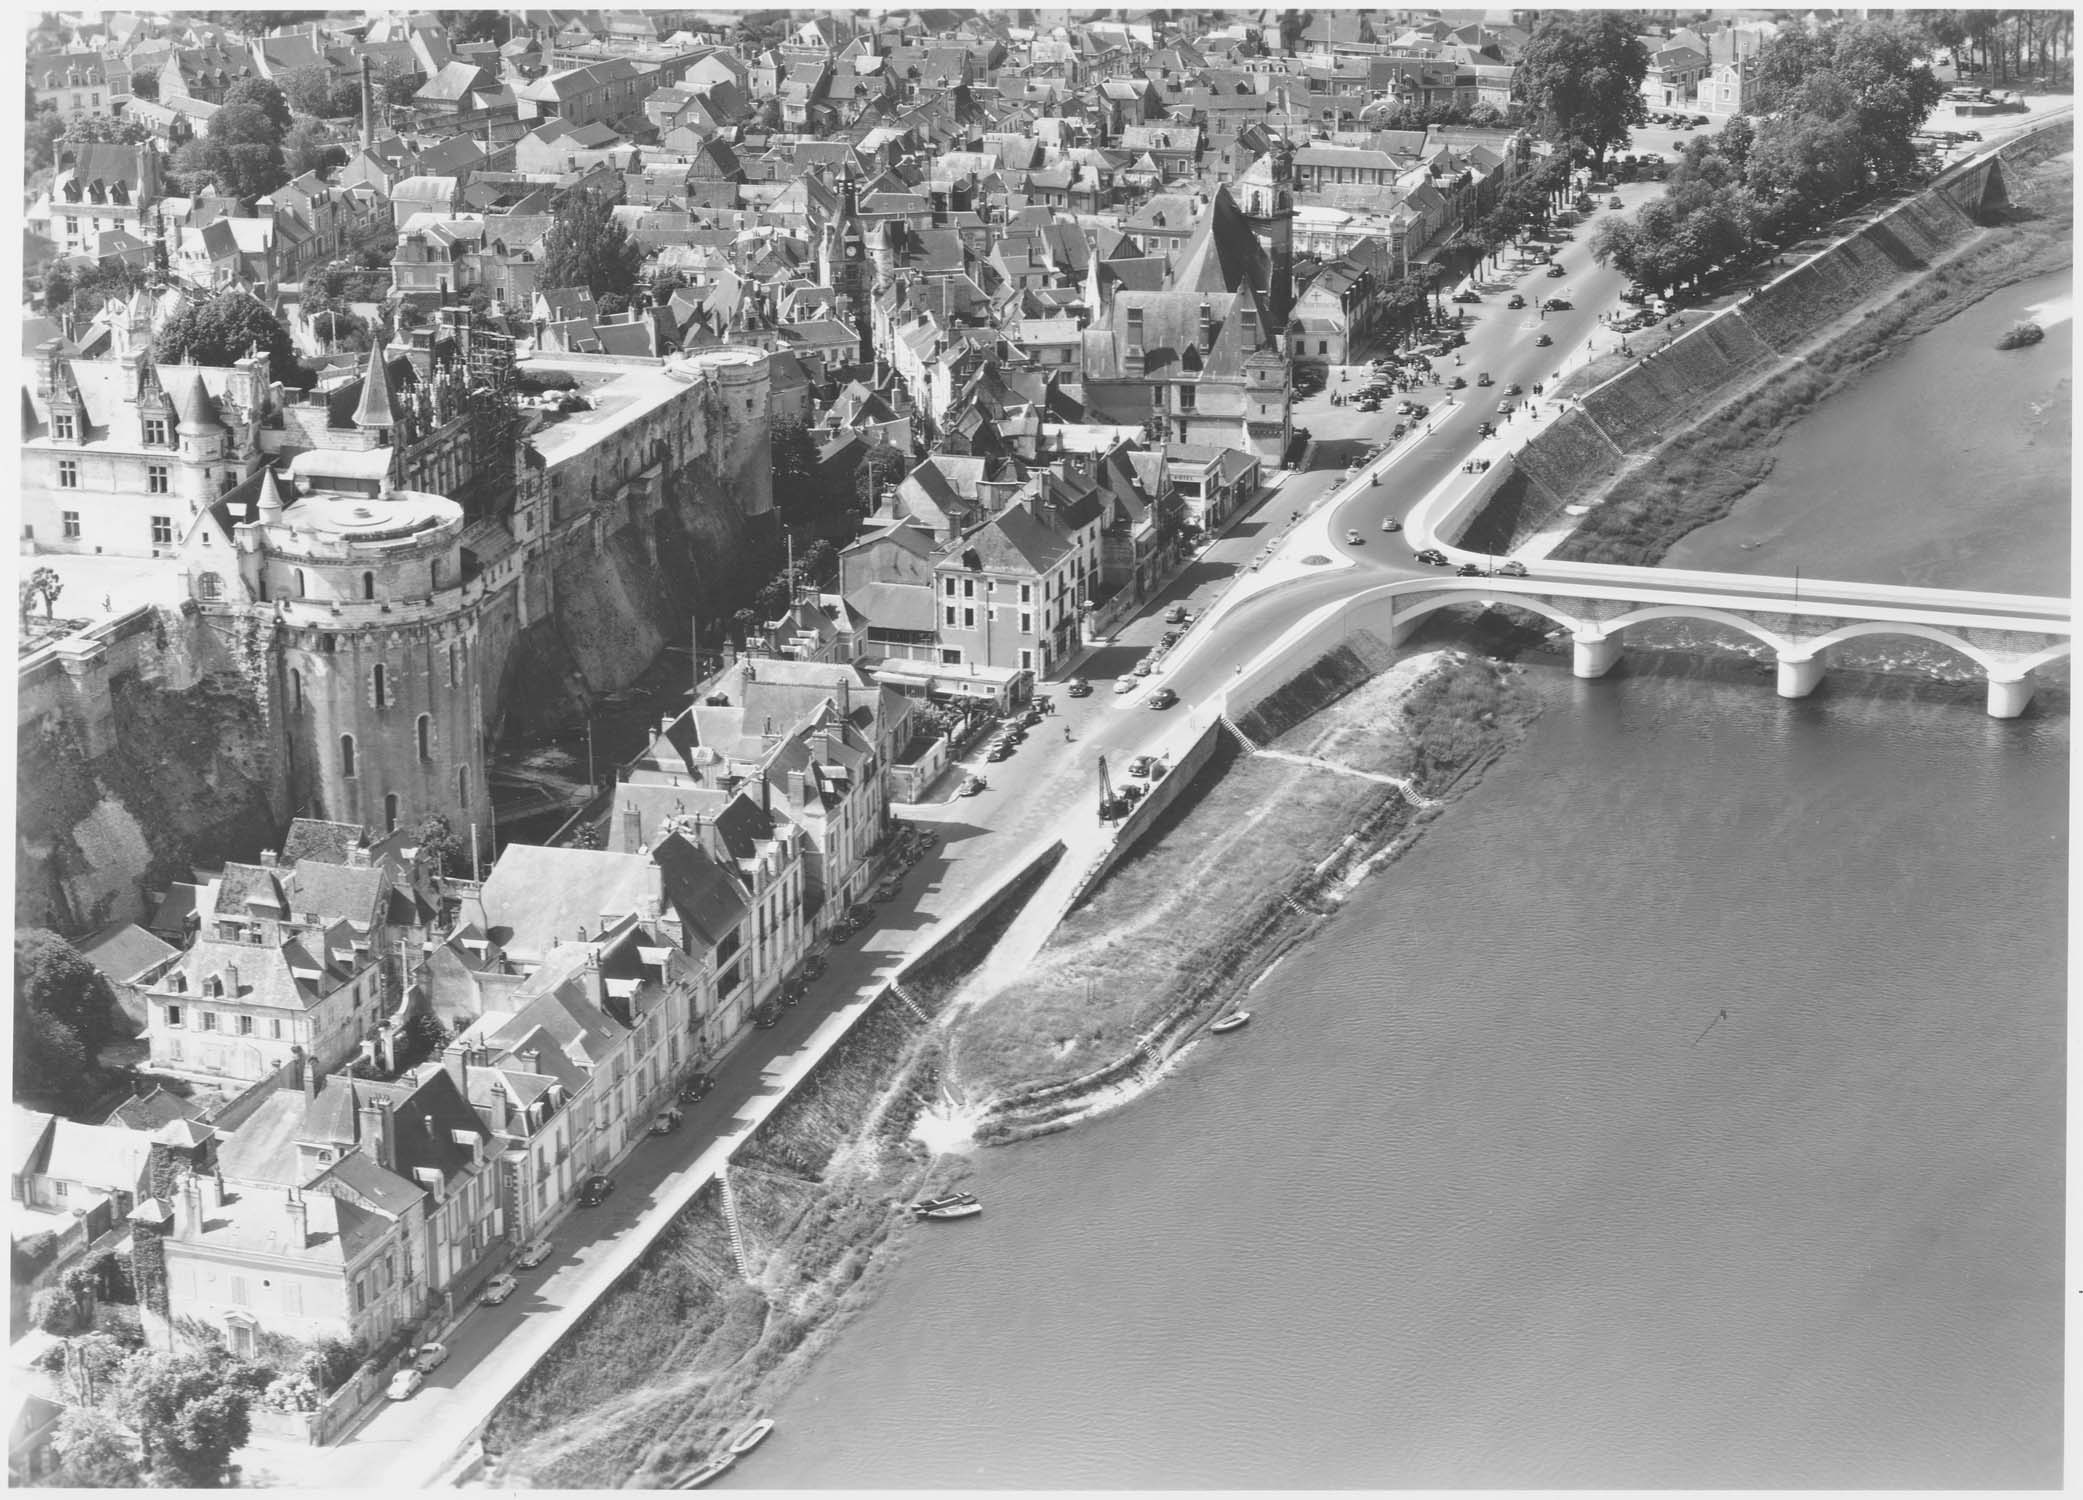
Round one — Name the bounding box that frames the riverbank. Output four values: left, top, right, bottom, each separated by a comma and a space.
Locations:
476, 641, 1537, 1485
1552, 152, 2072, 566
957, 643, 1536, 1135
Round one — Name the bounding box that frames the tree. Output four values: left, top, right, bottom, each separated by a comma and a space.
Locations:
378, 63, 423, 106
538, 188, 643, 300
14, 1007, 94, 1114
217, 80, 293, 144
127, 70, 158, 101
50, 1409, 144, 1488
282, 123, 347, 178
412, 813, 467, 877
172, 87, 292, 206
42, 263, 74, 311
25, 568, 64, 621
282, 65, 362, 120
64, 114, 153, 147
30, 1287, 85, 1335
437, 10, 508, 44
155, 292, 303, 386
770, 423, 821, 522
29, 107, 68, 171
116, 1349, 253, 1488
1516, 12, 1649, 168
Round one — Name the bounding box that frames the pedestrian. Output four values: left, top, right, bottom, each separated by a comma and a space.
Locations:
1064, 724, 1072, 742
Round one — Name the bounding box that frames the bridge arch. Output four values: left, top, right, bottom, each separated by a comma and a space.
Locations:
1599, 604, 1797, 655
2012, 641, 2073, 675
1389, 589, 1591, 637
1797, 621, 2006, 674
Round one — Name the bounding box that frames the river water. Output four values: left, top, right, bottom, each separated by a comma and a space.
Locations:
1664, 268, 2072, 594
740, 261, 2069, 1488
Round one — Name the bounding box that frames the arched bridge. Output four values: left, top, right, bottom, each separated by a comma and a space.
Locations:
1374, 569, 2070, 718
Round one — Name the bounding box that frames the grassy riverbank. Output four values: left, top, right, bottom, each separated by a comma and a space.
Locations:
1554, 155, 2072, 566
952, 643, 1537, 1100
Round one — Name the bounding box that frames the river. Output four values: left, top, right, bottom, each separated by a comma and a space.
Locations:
734, 258, 2068, 1488
1663, 268, 2072, 594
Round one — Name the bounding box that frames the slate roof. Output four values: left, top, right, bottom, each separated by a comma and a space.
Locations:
478, 846, 659, 957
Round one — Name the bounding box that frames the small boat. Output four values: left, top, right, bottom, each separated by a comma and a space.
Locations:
918, 1199, 984, 1221
728, 1417, 776, 1456
1210, 1011, 1252, 1034
909, 1191, 978, 1215
678, 1454, 736, 1489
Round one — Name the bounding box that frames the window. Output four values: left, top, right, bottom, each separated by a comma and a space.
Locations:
385, 793, 399, 832
54, 1181, 68, 1200
940, 647, 962, 664
143, 416, 166, 445
943, 577, 956, 596
962, 577, 975, 598
197, 573, 222, 600
270, 1018, 283, 1040
289, 669, 301, 710
362, 571, 375, 600
447, 643, 459, 687
62, 511, 81, 539
58, 460, 78, 489
962, 608, 975, 629
1126, 306, 1144, 344
165, 1004, 183, 1028
1020, 612, 1033, 634
147, 464, 169, 493
1179, 383, 1195, 411
150, 515, 172, 545
295, 569, 306, 597
201, 1011, 218, 1032
457, 765, 468, 807
417, 715, 431, 760
943, 604, 956, 627
237, 1014, 253, 1036
340, 733, 356, 778
1020, 583, 1032, 603
53, 413, 74, 440
1319, 340, 1329, 355
372, 664, 388, 708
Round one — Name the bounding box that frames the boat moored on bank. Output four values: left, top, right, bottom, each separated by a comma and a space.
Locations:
729, 1416, 776, 1456
1211, 1011, 1252, 1034
678, 1453, 736, 1488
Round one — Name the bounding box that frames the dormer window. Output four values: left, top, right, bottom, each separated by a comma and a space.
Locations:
53, 413, 75, 441
143, 416, 167, 445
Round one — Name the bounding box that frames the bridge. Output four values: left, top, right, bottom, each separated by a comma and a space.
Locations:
1379, 568, 2070, 717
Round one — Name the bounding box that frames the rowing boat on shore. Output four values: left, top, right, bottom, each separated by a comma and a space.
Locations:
909, 1191, 978, 1214
678, 1453, 735, 1488
1211, 1011, 1252, 1034
918, 1199, 984, 1220
728, 1416, 776, 1456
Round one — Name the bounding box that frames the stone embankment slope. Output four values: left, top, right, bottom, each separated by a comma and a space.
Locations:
1458, 119, 2071, 553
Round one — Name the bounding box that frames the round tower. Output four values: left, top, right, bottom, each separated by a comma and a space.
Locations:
247, 482, 488, 852
685, 346, 773, 526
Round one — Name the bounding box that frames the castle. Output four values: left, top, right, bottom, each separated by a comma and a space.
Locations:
18, 322, 778, 930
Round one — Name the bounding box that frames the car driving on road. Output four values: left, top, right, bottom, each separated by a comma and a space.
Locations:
1149, 687, 1179, 709
481, 1273, 520, 1306
516, 1238, 554, 1268
1346, 528, 1363, 544
1416, 548, 1449, 566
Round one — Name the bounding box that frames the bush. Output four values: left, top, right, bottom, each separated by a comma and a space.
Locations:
31, 1286, 84, 1335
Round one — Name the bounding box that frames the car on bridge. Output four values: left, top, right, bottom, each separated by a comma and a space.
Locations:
1416, 548, 1449, 566
1498, 560, 1529, 578
1149, 687, 1179, 710
1458, 562, 1485, 576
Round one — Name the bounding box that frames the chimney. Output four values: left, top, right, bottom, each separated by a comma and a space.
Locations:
621, 800, 641, 851
788, 769, 809, 806
295, 1044, 317, 1099
201, 1171, 224, 1211
523, 1047, 543, 1075
357, 1093, 394, 1170
285, 1187, 308, 1248
442, 1038, 469, 1097
1199, 302, 1213, 351
223, 964, 240, 996
259, 849, 277, 867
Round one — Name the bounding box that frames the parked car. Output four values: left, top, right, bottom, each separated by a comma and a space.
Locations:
413, 1343, 449, 1373
1356, 398, 1381, 412
753, 1002, 782, 1029
482, 1273, 520, 1306
1506, 294, 1526, 309
985, 741, 1014, 762
1149, 687, 1179, 710
875, 877, 903, 902
678, 1072, 714, 1103
1457, 562, 1485, 576
1476, 420, 1497, 438
1416, 548, 1449, 566
1498, 560, 1529, 578
1067, 676, 1093, 697
1504, 382, 1522, 396
1133, 657, 1156, 677
579, 1174, 615, 1205
650, 1107, 682, 1136
1161, 628, 1182, 648
1547, 262, 1567, 278
1127, 754, 1157, 778
1451, 289, 1480, 303
516, 1238, 554, 1268
1609, 195, 1625, 209
1163, 604, 1190, 624
387, 1369, 424, 1402
803, 954, 827, 979
1112, 677, 1138, 695
960, 773, 988, 795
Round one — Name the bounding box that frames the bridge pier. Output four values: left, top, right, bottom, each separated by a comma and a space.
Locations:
1775, 652, 1824, 699
1571, 632, 1621, 679
1986, 674, 2035, 719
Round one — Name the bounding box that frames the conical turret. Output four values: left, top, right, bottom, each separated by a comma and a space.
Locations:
352, 341, 394, 433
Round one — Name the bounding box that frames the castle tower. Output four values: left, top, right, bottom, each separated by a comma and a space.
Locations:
1237, 141, 1296, 332
237, 474, 489, 858
821, 173, 872, 365
685, 346, 774, 530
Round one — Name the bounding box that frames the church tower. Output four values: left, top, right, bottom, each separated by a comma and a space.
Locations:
1238, 140, 1296, 332
820, 172, 873, 366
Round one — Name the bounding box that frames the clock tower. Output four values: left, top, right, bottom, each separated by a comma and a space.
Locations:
822, 172, 873, 366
